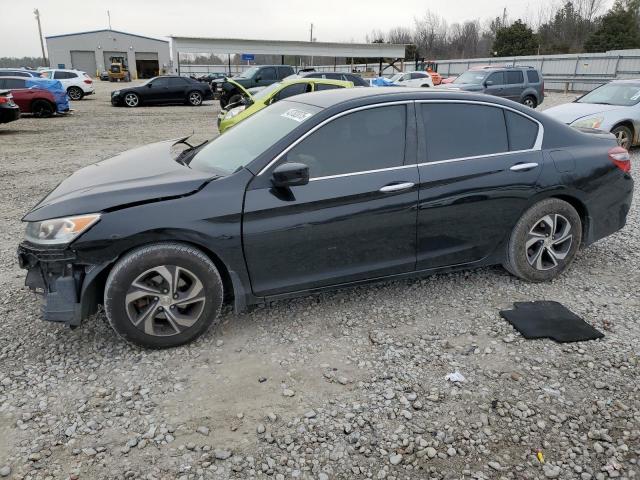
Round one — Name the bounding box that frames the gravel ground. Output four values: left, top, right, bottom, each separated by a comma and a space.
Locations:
0, 84, 638, 480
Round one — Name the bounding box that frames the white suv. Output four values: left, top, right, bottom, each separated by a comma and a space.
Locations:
41, 69, 95, 100
389, 71, 434, 88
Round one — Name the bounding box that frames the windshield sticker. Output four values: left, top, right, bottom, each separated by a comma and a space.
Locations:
281, 109, 312, 122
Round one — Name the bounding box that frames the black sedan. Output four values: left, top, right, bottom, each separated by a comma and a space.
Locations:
0, 89, 20, 124
18, 88, 633, 348
111, 75, 213, 107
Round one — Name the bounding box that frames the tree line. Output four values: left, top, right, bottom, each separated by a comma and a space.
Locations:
370, 0, 640, 59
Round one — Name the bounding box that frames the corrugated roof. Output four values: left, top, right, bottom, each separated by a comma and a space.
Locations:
46, 29, 168, 43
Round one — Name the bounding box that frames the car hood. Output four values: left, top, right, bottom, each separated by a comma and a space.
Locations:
23, 138, 216, 222
224, 78, 253, 99
543, 102, 625, 124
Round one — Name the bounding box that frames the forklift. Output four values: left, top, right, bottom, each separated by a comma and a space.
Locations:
108, 56, 131, 82
415, 59, 443, 85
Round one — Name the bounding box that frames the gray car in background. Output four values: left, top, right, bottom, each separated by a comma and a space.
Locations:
445, 66, 544, 108
543, 79, 640, 149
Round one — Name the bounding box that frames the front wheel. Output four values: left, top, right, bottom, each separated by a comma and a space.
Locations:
123, 92, 140, 107
504, 198, 582, 282
67, 86, 84, 101
105, 243, 224, 348
611, 125, 632, 150
421, 84, 430, 87
187, 90, 203, 106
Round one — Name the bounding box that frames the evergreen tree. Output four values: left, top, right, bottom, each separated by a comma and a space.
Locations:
492, 20, 538, 56
584, 0, 640, 52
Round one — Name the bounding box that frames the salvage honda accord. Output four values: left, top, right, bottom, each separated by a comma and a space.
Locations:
18, 88, 633, 348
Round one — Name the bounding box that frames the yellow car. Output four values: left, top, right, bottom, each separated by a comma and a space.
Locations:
217, 77, 354, 133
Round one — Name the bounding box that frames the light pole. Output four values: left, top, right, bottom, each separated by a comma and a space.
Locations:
310, 23, 314, 67
34, 9, 48, 66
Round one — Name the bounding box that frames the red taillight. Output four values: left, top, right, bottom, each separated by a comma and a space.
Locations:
609, 146, 631, 173
83, 79, 92, 84
0, 96, 8, 104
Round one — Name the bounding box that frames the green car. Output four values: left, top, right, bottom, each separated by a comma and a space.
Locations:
217, 77, 354, 133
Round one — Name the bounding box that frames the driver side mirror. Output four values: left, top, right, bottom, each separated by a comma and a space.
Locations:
484, 80, 494, 87
272, 162, 309, 188
147, 83, 153, 88
255, 75, 262, 82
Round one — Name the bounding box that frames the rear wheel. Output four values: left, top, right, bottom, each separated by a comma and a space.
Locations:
522, 95, 537, 109
504, 198, 581, 282
612, 125, 632, 150
105, 243, 224, 348
67, 86, 84, 101
187, 90, 203, 106
123, 92, 140, 107
31, 99, 54, 118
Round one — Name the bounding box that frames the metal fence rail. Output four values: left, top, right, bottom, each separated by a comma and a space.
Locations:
434, 49, 640, 92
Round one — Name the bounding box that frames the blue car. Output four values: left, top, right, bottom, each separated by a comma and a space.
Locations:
26, 78, 70, 113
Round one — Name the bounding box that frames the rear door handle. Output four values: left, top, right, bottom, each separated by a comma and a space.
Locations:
379, 182, 415, 193
510, 162, 539, 172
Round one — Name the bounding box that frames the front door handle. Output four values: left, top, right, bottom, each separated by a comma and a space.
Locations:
510, 162, 539, 172
379, 182, 415, 193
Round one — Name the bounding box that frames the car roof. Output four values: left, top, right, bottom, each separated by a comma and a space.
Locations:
610, 78, 640, 84
281, 78, 353, 87
286, 86, 541, 114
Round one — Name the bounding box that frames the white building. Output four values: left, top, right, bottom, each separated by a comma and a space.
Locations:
46, 29, 171, 79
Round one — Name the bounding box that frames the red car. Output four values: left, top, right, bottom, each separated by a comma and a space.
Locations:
0, 76, 57, 117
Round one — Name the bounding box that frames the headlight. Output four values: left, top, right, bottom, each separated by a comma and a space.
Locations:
25, 214, 101, 245
224, 106, 246, 120
112, 90, 120, 96
571, 116, 604, 129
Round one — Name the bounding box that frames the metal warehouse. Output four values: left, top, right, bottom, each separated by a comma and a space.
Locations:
45, 29, 171, 79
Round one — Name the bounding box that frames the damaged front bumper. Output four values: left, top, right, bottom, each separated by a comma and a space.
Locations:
17, 243, 106, 327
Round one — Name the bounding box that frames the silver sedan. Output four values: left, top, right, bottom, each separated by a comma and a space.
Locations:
543, 79, 640, 149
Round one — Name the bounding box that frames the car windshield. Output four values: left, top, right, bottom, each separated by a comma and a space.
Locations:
453, 71, 487, 84
577, 83, 640, 106
189, 101, 321, 174
251, 82, 283, 101
389, 73, 402, 82
236, 67, 259, 79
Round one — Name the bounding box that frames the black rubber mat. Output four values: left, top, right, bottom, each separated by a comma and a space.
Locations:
500, 301, 604, 343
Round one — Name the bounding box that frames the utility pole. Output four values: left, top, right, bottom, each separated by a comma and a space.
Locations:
107, 10, 112, 30
310, 23, 314, 67
33, 9, 48, 66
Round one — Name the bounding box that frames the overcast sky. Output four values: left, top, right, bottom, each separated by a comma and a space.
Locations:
3, 0, 613, 57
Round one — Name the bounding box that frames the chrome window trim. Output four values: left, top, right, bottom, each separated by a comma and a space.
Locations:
256, 101, 412, 176
257, 99, 544, 180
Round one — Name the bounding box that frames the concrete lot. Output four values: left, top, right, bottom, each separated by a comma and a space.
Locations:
0, 82, 638, 480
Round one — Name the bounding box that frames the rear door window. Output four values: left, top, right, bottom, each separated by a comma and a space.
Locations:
315, 83, 345, 91
169, 77, 188, 87
505, 110, 539, 150
411, 72, 427, 79
54, 71, 76, 79
505, 71, 524, 84
420, 103, 508, 161
286, 105, 407, 178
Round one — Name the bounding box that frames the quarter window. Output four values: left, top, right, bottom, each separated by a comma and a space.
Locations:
527, 70, 540, 83
505, 110, 538, 150
421, 103, 508, 161
286, 105, 407, 178
505, 71, 524, 84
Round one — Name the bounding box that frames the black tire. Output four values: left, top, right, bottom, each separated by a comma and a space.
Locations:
227, 94, 242, 106
611, 125, 633, 150
123, 92, 140, 108
187, 90, 203, 106
31, 99, 54, 118
522, 95, 537, 109
504, 198, 582, 282
67, 86, 84, 101
104, 243, 223, 348
420, 84, 430, 87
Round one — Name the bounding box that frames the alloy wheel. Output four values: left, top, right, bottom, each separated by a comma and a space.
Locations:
523, 97, 536, 108
124, 93, 139, 107
125, 265, 206, 336
614, 129, 630, 149
189, 92, 202, 105
68, 87, 82, 100
525, 214, 573, 271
